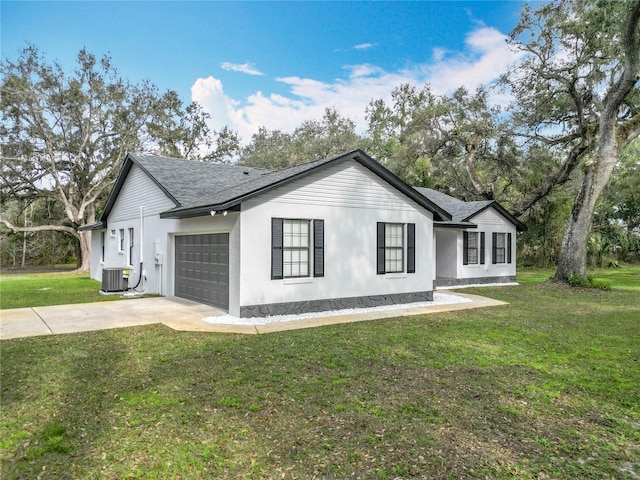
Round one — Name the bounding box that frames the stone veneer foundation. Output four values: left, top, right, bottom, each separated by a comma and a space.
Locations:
435, 275, 516, 287
239, 290, 434, 318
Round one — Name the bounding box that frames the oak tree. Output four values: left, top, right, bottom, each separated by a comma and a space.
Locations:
0, 46, 213, 269
504, 0, 640, 281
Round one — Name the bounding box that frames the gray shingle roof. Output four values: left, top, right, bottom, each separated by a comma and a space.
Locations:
93, 150, 450, 222
414, 187, 493, 222
95, 151, 526, 230
167, 152, 347, 212
129, 153, 269, 207
154, 150, 451, 220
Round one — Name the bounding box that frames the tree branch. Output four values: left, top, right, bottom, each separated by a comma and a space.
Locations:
511, 139, 590, 218
0, 217, 78, 237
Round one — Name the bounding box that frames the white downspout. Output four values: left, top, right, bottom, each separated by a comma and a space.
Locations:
140, 206, 145, 287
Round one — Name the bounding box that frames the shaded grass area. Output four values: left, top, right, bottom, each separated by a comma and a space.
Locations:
1, 271, 640, 478
0, 271, 129, 309
517, 263, 640, 291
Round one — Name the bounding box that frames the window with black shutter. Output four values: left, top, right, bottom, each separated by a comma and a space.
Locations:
463, 231, 479, 265
271, 218, 284, 279
272, 218, 324, 279
377, 222, 415, 274
313, 219, 324, 277
407, 223, 415, 273
492, 232, 506, 264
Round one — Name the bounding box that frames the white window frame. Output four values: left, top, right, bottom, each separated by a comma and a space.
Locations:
466, 232, 479, 265
384, 223, 404, 274
100, 231, 105, 263
282, 219, 310, 278
495, 232, 506, 264
118, 229, 125, 253
128, 228, 134, 266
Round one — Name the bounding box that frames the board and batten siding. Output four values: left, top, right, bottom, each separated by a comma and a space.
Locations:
257, 161, 423, 212
239, 159, 435, 308
109, 165, 175, 222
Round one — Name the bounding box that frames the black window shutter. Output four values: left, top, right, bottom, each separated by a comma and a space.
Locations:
507, 232, 512, 264
407, 223, 415, 273
480, 232, 485, 265
313, 219, 324, 277
271, 218, 283, 279
377, 222, 385, 274
492, 232, 497, 264
463, 231, 469, 265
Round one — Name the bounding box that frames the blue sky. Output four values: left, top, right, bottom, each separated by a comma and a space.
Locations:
2, 1, 527, 141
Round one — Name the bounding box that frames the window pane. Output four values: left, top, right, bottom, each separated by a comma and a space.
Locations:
468, 232, 477, 249
467, 232, 478, 264
383, 223, 404, 273
385, 223, 403, 247
496, 233, 506, 263
283, 219, 310, 277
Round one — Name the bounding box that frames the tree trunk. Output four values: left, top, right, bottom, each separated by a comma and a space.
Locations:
554, 135, 620, 281
77, 205, 96, 272
77, 230, 91, 271
554, 0, 640, 282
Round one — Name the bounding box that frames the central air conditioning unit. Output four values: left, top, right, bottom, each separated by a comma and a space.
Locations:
102, 268, 128, 292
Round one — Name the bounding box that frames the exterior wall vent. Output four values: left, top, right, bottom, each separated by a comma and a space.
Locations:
102, 268, 127, 292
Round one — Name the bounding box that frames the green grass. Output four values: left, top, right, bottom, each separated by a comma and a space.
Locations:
1, 267, 639, 479
517, 263, 640, 291
0, 271, 132, 309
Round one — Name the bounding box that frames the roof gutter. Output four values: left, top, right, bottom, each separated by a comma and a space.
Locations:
77, 221, 107, 231
433, 221, 478, 229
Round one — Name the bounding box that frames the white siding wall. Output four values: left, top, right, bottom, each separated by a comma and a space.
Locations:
238, 161, 434, 308
455, 207, 517, 280
109, 166, 175, 222
92, 164, 241, 313
91, 165, 176, 282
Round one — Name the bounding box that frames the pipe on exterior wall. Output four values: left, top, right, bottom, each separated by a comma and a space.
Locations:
140, 206, 144, 271
128, 206, 145, 291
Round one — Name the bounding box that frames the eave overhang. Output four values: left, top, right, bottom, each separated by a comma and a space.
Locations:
77, 221, 107, 231
433, 221, 478, 229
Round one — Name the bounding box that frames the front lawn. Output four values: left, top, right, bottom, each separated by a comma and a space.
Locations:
1, 269, 639, 479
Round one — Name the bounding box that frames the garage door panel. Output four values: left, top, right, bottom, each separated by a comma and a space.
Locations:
175, 233, 229, 310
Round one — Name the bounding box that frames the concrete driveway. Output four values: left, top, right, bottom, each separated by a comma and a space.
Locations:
1, 293, 506, 340
0, 297, 238, 340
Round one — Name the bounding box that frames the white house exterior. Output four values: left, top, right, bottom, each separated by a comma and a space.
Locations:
83, 151, 450, 317
415, 188, 526, 287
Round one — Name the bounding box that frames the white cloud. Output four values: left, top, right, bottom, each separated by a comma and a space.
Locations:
192, 27, 524, 143
432, 47, 447, 62
220, 62, 264, 76
353, 42, 376, 50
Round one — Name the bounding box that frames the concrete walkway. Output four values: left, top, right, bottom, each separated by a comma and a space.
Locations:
0, 293, 506, 340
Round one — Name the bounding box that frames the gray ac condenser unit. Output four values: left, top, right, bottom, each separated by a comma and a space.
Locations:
102, 268, 127, 292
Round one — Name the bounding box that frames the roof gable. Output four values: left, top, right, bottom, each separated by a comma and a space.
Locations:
159, 150, 452, 221
98, 153, 268, 222
415, 187, 526, 231
97, 151, 452, 223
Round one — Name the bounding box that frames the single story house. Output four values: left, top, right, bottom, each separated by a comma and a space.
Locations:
81, 150, 524, 317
